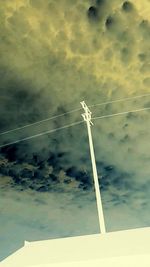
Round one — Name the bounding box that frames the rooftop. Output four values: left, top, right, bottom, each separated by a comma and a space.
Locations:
1, 227, 150, 267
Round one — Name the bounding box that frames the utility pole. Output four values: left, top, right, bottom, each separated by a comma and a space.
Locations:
80, 101, 106, 234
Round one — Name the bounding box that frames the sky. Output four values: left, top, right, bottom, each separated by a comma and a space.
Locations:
0, 0, 150, 261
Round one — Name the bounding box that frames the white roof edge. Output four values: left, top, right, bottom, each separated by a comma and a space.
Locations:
26, 226, 150, 245
1, 227, 150, 266
24, 241, 30, 247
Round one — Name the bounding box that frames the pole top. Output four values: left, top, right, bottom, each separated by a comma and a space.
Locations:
80, 101, 93, 125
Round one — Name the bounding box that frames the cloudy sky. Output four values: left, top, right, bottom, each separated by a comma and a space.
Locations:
0, 0, 150, 261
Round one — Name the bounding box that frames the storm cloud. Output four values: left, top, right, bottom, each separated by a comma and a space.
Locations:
0, 0, 150, 261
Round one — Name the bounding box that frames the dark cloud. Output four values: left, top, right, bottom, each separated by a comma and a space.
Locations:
0, 0, 150, 260
105, 15, 115, 29
122, 1, 134, 12
87, 6, 99, 21
139, 19, 150, 37
96, 0, 105, 6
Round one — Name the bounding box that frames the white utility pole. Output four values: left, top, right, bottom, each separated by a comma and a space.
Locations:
80, 101, 106, 234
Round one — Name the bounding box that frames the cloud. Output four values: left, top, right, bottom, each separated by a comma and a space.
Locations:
0, 0, 150, 259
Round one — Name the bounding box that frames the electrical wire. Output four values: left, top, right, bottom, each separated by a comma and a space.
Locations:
89, 92, 150, 109
0, 121, 83, 149
0, 106, 150, 149
0, 93, 150, 136
0, 107, 81, 136
0, 92, 150, 136
92, 107, 150, 121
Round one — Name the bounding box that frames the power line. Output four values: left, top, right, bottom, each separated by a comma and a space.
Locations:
92, 107, 150, 121
0, 106, 150, 149
89, 92, 150, 109
0, 121, 83, 149
0, 107, 81, 136
0, 92, 150, 136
